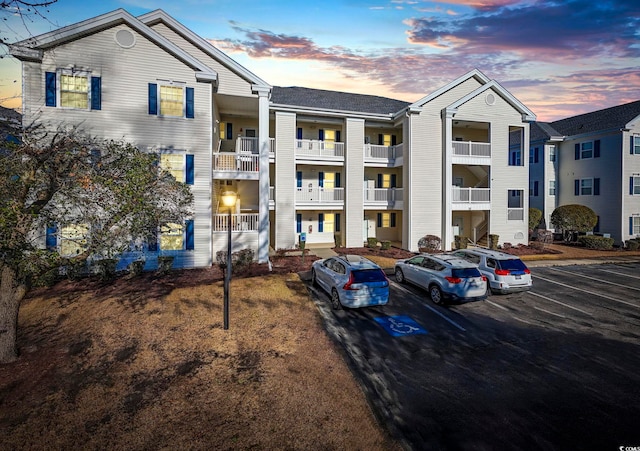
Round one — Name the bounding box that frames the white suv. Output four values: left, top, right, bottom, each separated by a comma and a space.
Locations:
450, 248, 532, 295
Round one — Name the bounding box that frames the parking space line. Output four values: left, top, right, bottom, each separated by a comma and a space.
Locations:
485, 299, 509, 311
597, 268, 640, 280
423, 304, 467, 331
532, 305, 566, 318
553, 267, 640, 292
533, 274, 640, 310
527, 291, 593, 316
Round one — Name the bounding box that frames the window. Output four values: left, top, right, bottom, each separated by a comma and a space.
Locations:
148, 83, 194, 118
529, 147, 539, 164
509, 148, 522, 166
549, 180, 556, 196
549, 145, 556, 162
574, 178, 600, 196
631, 217, 640, 235
323, 213, 335, 233
377, 173, 397, 188
575, 140, 600, 160
631, 176, 640, 195
377, 212, 397, 228
319, 129, 337, 149
45, 71, 101, 110
160, 153, 194, 185
220, 122, 232, 140
632, 136, 640, 155
507, 190, 524, 220
60, 224, 88, 256
159, 220, 194, 251
529, 181, 539, 197
296, 213, 302, 233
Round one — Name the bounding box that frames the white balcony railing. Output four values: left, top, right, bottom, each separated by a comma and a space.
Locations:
213, 213, 259, 232
234, 137, 275, 154
452, 187, 490, 203
213, 152, 259, 172
295, 140, 344, 158
452, 141, 491, 158
364, 143, 403, 161
507, 208, 524, 220
296, 187, 344, 203
269, 186, 275, 201
364, 188, 403, 203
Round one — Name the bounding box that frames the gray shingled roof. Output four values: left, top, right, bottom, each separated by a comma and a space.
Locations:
549, 100, 640, 137
530, 121, 563, 142
271, 86, 410, 116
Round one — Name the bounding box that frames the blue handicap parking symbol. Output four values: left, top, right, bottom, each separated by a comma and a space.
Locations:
374, 315, 427, 337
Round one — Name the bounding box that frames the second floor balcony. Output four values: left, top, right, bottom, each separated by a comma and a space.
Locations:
364, 143, 403, 166
295, 187, 344, 205
295, 140, 345, 161
213, 152, 259, 178
364, 188, 403, 208
452, 141, 491, 163
452, 187, 490, 210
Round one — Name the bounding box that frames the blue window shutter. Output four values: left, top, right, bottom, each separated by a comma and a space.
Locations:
594, 178, 600, 195
186, 87, 194, 118
148, 83, 158, 115
377, 174, 382, 187
296, 171, 302, 188
631, 177, 635, 195
377, 213, 382, 228
335, 213, 341, 232
378, 134, 383, 145
335, 172, 341, 188
574, 179, 580, 196
575, 143, 580, 160
148, 228, 158, 252
296, 214, 302, 233
391, 174, 397, 188
630, 217, 634, 235
319, 129, 324, 141
185, 220, 194, 250
185, 154, 194, 185
45, 72, 56, 107
594, 140, 600, 158
391, 135, 397, 146
594, 216, 600, 233
318, 172, 324, 188
534, 147, 539, 163
46, 224, 57, 250
297, 127, 303, 140
391, 213, 396, 227
534, 181, 539, 197
318, 213, 324, 232
90, 77, 101, 110
335, 130, 341, 142
226, 123, 233, 139
631, 136, 635, 154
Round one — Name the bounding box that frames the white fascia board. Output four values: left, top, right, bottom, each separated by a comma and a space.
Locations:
446, 80, 537, 122
138, 9, 271, 90
11, 8, 218, 84
408, 68, 491, 109
270, 103, 394, 122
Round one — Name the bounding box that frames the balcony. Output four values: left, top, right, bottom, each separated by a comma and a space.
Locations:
452, 141, 491, 164
212, 152, 259, 179
212, 213, 259, 232
235, 136, 275, 155
295, 140, 344, 162
296, 187, 344, 206
364, 143, 403, 166
452, 187, 490, 210
364, 188, 403, 208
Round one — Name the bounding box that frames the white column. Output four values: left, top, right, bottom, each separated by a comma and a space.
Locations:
345, 118, 365, 247
274, 112, 297, 250
442, 109, 455, 250
256, 87, 270, 263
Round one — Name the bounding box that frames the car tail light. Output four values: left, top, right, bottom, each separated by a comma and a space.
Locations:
445, 276, 462, 284
482, 276, 487, 281
524, 268, 531, 274
495, 269, 510, 276
343, 272, 360, 290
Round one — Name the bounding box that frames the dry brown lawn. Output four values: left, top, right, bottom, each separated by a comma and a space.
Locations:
0, 266, 400, 450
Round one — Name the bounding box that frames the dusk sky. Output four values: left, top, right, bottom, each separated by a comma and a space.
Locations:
1, 0, 639, 121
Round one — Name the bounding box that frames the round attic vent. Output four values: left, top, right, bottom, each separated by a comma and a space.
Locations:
115, 29, 136, 48
485, 93, 496, 105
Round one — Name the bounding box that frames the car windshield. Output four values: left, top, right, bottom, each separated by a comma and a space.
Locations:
497, 259, 528, 271
452, 268, 482, 278
352, 269, 387, 283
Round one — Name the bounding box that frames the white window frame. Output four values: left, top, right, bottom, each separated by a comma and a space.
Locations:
634, 217, 640, 235
580, 141, 594, 159
580, 178, 593, 196
159, 151, 186, 182
509, 148, 522, 166
549, 180, 556, 196
549, 145, 556, 162
58, 69, 91, 110
633, 176, 640, 195
160, 222, 184, 251
634, 137, 640, 155
157, 81, 186, 118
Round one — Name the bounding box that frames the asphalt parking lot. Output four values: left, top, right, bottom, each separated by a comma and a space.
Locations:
307, 261, 640, 450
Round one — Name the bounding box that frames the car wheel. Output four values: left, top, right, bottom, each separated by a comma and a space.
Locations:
311, 269, 318, 286
331, 289, 342, 310
429, 285, 443, 305
395, 268, 405, 283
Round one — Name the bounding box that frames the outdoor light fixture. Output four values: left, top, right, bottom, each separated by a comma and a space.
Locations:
221, 190, 237, 330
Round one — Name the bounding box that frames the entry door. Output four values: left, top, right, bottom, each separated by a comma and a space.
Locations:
363, 218, 376, 241
453, 216, 464, 237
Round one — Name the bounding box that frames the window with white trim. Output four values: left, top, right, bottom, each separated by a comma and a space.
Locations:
160, 152, 194, 185
549, 145, 556, 162
509, 148, 522, 166
549, 180, 556, 196
580, 141, 593, 159
60, 71, 89, 108
323, 213, 335, 233
581, 178, 593, 195
160, 85, 184, 117
160, 222, 183, 250
633, 217, 640, 235
148, 82, 194, 118
634, 137, 640, 155
632, 176, 640, 195
60, 224, 89, 256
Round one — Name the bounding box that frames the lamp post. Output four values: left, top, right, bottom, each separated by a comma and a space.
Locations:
221, 190, 237, 330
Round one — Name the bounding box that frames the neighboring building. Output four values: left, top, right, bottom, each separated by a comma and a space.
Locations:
10, 9, 536, 270
530, 101, 640, 244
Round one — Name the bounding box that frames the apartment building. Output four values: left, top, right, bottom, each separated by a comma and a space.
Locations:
530, 100, 640, 244
10, 9, 536, 269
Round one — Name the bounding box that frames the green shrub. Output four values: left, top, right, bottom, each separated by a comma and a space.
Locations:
454, 235, 467, 249
128, 260, 145, 276
95, 258, 118, 281
418, 235, 441, 252
380, 240, 391, 250
626, 240, 640, 251
489, 234, 499, 250
529, 207, 543, 231
157, 256, 175, 275
334, 234, 342, 248
551, 204, 597, 241
367, 237, 379, 248
577, 235, 614, 250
